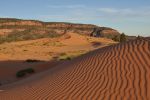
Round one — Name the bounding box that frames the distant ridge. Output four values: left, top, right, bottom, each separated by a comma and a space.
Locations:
0, 38, 150, 100
0, 18, 120, 38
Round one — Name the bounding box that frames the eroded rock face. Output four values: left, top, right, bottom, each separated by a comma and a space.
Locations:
0, 18, 120, 38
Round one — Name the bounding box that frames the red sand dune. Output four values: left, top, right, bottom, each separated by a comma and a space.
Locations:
0, 38, 150, 100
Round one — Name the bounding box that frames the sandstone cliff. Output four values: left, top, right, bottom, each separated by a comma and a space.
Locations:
0, 18, 120, 38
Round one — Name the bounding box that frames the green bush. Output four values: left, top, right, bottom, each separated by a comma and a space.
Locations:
120, 33, 127, 42
16, 68, 35, 78
112, 33, 127, 42
16, 70, 26, 78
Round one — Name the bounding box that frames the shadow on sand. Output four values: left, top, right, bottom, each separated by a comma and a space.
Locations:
0, 59, 61, 87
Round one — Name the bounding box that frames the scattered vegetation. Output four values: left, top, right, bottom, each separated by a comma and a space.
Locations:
59, 56, 72, 61
112, 33, 127, 42
42, 41, 65, 47
0, 29, 61, 44
16, 68, 35, 78
57, 53, 73, 61
0, 18, 120, 43
25, 59, 42, 63
120, 33, 127, 42
57, 51, 87, 61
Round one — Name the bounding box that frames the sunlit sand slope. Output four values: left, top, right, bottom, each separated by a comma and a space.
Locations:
0, 38, 150, 100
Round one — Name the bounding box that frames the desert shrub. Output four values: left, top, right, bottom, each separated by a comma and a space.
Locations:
25, 59, 41, 63
16, 70, 26, 78
58, 56, 72, 61
120, 33, 127, 42
66, 57, 71, 60
112, 33, 127, 42
16, 68, 35, 78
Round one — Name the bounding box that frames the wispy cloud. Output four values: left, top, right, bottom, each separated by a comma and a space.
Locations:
97, 7, 150, 17
40, 6, 150, 23
98, 8, 119, 13
39, 14, 99, 22
48, 4, 86, 9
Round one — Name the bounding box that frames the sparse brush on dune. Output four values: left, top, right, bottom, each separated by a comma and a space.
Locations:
16, 68, 35, 78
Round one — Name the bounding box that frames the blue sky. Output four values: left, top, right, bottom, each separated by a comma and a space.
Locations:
0, 0, 150, 36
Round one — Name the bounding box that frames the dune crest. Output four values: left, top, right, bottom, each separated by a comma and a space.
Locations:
0, 38, 150, 100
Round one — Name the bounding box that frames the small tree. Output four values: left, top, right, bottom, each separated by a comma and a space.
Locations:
120, 33, 126, 42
